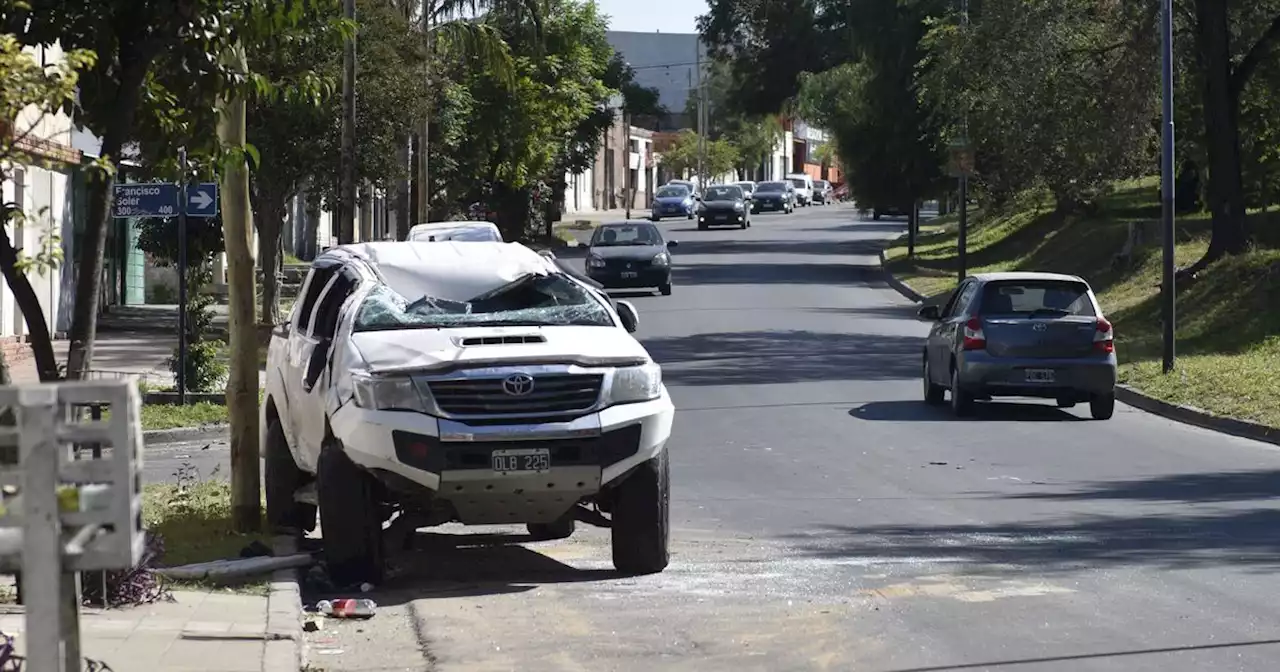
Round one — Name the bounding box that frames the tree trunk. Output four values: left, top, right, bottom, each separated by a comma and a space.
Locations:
395, 138, 411, 240
304, 193, 321, 260
255, 190, 285, 327
64, 61, 150, 381
0, 231, 60, 381
218, 43, 262, 533
417, 117, 430, 225
1187, 0, 1250, 275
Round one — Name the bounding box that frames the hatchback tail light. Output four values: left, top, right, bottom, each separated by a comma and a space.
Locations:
962, 317, 986, 351
1094, 317, 1115, 353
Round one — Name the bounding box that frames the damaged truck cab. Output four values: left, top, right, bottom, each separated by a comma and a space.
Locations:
260, 242, 675, 586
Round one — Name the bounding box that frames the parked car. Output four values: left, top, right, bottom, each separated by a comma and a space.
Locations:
786, 174, 814, 206
406, 221, 502, 242
734, 181, 757, 200
650, 184, 696, 221
585, 221, 678, 295
812, 180, 833, 205
262, 241, 676, 584
872, 205, 908, 220
751, 181, 795, 214
916, 271, 1117, 419
697, 185, 751, 230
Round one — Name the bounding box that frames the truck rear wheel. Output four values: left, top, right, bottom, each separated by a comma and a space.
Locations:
610, 451, 670, 575
264, 415, 315, 534
317, 440, 385, 587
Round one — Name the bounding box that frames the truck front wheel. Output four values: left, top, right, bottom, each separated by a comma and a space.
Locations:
610, 451, 671, 575
317, 439, 385, 587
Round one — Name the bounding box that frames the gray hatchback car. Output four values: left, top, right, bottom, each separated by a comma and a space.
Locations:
917, 272, 1117, 419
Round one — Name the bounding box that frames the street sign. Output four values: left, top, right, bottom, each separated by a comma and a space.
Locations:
185, 182, 219, 218
948, 143, 975, 178
111, 183, 178, 218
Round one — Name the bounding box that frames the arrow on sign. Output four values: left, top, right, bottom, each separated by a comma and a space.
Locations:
190, 189, 214, 211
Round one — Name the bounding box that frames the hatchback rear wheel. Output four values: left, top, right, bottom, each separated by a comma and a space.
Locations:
1090, 392, 1116, 420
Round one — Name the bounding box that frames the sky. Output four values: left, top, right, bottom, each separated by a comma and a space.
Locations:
595, 0, 705, 34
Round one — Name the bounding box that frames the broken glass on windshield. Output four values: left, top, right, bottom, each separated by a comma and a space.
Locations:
355, 273, 613, 330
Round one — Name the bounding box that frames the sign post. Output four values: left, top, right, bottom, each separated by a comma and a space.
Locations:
948, 139, 975, 283
110, 152, 218, 404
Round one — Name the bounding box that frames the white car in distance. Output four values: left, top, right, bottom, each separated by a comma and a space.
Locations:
261, 241, 675, 585
407, 220, 502, 242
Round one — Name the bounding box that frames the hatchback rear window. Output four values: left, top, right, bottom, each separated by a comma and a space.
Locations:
980, 280, 1096, 317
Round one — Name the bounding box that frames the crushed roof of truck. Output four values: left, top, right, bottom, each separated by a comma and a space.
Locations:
329, 241, 558, 302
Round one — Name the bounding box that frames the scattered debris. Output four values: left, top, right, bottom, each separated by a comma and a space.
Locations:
303, 620, 320, 633
928, 462, 948, 466
155, 553, 313, 583
315, 649, 344, 655
316, 598, 376, 619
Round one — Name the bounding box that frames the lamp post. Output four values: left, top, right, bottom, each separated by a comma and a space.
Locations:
1159, 0, 1177, 373
607, 93, 624, 215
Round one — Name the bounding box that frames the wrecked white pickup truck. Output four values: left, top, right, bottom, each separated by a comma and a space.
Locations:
260, 241, 675, 585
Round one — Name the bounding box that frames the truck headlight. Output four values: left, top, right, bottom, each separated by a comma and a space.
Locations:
608, 363, 663, 405
351, 374, 427, 412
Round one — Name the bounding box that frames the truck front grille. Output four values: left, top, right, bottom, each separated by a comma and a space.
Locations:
428, 373, 604, 417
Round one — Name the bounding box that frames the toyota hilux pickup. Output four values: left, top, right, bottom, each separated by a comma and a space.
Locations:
261, 241, 675, 585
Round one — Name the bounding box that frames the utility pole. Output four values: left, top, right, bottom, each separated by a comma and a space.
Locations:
624, 108, 632, 219
1159, 0, 1177, 373
418, 7, 433, 225
338, 0, 357, 244
956, 0, 970, 282
695, 38, 705, 189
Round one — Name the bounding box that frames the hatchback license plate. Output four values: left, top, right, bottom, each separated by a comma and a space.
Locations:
1025, 369, 1056, 383
620, 271, 638, 279
492, 448, 551, 474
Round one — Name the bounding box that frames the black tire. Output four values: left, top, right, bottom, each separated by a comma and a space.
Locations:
264, 415, 316, 533
950, 366, 974, 417
739, 220, 747, 229
697, 223, 707, 230
611, 451, 671, 575
1090, 392, 1116, 420
686, 212, 694, 220
528, 513, 576, 541
923, 358, 945, 406
650, 216, 660, 222
317, 440, 385, 587
660, 283, 673, 296
874, 213, 882, 221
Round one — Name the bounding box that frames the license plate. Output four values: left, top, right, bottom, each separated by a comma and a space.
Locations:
620, 271, 638, 279
491, 448, 551, 474
716, 214, 727, 220
1025, 369, 1055, 383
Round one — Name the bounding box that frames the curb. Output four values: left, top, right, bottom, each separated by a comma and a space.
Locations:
878, 248, 928, 303
143, 424, 229, 446
264, 535, 307, 672
1114, 385, 1280, 447
874, 247, 1280, 447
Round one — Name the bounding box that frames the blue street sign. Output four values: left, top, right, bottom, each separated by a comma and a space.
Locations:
111, 183, 178, 218
186, 182, 219, 218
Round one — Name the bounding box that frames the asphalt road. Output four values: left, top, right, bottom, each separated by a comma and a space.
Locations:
151, 205, 1280, 671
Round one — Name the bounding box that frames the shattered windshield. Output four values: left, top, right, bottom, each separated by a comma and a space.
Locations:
355, 273, 614, 330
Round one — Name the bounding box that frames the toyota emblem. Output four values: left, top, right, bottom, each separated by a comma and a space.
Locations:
1032, 323, 1048, 332
501, 373, 536, 396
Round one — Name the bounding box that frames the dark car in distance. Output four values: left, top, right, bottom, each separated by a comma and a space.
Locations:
697, 185, 751, 230
917, 272, 1118, 419
585, 221, 679, 296
751, 181, 794, 214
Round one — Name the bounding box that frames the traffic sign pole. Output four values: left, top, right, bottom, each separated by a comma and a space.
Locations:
177, 149, 188, 406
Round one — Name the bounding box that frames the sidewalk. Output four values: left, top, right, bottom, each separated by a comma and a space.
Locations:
556, 208, 637, 228
8, 332, 176, 385
0, 589, 294, 671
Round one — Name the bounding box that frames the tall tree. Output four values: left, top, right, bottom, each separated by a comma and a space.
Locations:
7, 0, 321, 380
0, 33, 92, 383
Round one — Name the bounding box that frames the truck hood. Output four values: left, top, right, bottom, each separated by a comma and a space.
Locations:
350, 325, 652, 373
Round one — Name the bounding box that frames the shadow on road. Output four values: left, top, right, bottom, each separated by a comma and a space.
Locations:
1001, 469, 1280, 504
673, 262, 882, 286
807, 305, 925, 320
783, 504, 1280, 573
307, 531, 621, 607
645, 330, 921, 385
796, 223, 911, 234
668, 239, 885, 257
849, 400, 1083, 422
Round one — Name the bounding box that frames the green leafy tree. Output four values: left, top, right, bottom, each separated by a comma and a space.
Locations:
658, 129, 738, 179
439, 0, 613, 240
6, 0, 324, 382
917, 0, 1158, 209
0, 32, 93, 383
